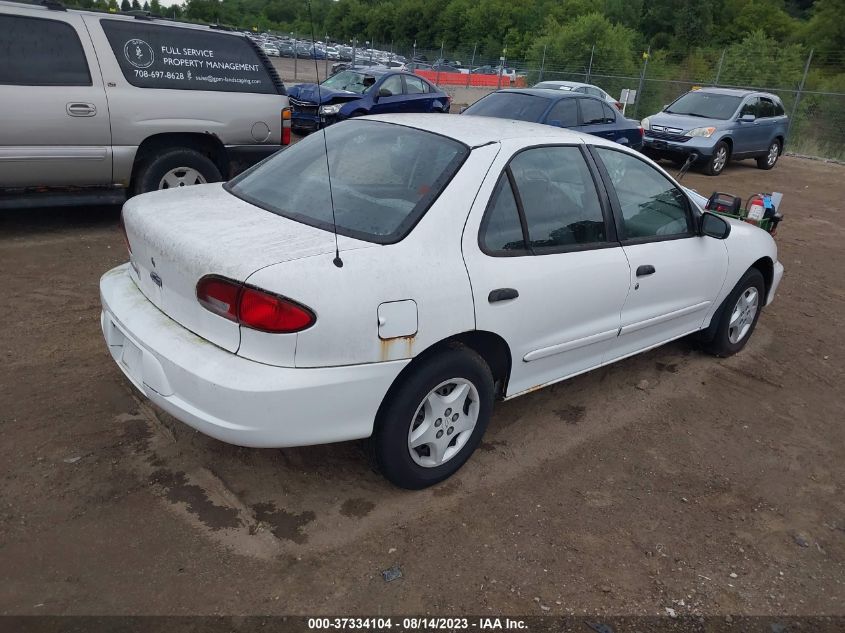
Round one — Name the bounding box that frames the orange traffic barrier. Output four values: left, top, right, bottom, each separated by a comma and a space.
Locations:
414, 69, 526, 88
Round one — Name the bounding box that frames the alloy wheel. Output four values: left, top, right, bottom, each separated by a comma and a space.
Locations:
728, 286, 759, 344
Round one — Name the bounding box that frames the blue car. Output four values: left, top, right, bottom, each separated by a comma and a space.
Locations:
288, 69, 451, 133
642, 88, 789, 176
462, 89, 643, 150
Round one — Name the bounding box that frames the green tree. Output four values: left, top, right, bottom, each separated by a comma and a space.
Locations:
149, 0, 160, 13
803, 0, 845, 63
142, 1, 149, 11
131, 0, 141, 9
120, 0, 130, 11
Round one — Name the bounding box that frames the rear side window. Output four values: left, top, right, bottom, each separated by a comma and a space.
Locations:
774, 100, 785, 116
480, 175, 526, 254
579, 98, 606, 125
0, 15, 90, 86
100, 20, 278, 94
546, 99, 578, 127
758, 98, 776, 118
405, 75, 427, 94
601, 103, 617, 122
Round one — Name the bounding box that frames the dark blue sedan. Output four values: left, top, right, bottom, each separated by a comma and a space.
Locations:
462, 89, 643, 150
288, 69, 451, 133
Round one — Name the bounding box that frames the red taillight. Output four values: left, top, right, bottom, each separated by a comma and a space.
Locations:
196, 275, 315, 333
119, 210, 131, 254
281, 107, 291, 145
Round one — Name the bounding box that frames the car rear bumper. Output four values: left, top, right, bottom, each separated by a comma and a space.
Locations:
99, 264, 408, 448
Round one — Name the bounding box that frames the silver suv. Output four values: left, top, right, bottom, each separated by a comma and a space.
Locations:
0, 1, 290, 207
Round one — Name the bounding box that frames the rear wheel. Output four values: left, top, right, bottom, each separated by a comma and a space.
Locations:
757, 139, 781, 170
367, 345, 494, 489
133, 148, 222, 195
701, 268, 765, 357
704, 141, 730, 176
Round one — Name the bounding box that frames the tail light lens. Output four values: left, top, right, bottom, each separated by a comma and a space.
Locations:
638, 126, 644, 137
281, 107, 291, 145
196, 275, 315, 333
119, 210, 131, 254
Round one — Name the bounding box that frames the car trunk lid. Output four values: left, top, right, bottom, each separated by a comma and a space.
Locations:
122, 183, 370, 352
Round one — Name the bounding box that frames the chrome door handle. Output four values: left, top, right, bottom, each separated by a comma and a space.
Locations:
67, 103, 97, 117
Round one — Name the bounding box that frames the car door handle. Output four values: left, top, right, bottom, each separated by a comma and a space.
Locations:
636, 265, 656, 277
66, 102, 97, 117
488, 288, 519, 303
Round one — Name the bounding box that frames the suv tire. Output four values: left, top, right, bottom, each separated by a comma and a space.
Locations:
134, 148, 222, 195
704, 141, 730, 176
367, 345, 494, 489
756, 139, 781, 170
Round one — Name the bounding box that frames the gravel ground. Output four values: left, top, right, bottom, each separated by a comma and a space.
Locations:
0, 153, 843, 617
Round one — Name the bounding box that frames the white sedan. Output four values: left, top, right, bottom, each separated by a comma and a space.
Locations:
100, 114, 784, 489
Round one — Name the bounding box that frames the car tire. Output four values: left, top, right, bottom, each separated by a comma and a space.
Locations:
704, 141, 730, 176
700, 268, 765, 357
133, 148, 222, 195
757, 139, 781, 170
367, 344, 494, 489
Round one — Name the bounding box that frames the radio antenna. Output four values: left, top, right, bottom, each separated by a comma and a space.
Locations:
307, 0, 343, 267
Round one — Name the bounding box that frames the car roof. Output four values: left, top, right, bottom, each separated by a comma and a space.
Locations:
490, 88, 601, 100
686, 87, 783, 101
364, 113, 613, 148
534, 80, 590, 88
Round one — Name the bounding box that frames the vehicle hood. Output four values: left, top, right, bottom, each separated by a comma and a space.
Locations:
288, 83, 365, 105
647, 111, 727, 132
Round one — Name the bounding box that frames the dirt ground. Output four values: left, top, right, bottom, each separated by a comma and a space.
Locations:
1, 155, 844, 618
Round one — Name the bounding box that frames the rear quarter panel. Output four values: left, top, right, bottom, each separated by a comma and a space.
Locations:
243, 143, 501, 368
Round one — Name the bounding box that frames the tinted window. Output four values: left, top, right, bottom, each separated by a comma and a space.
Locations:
405, 75, 427, 94
595, 148, 691, 239
774, 100, 785, 116
740, 97, 759, 117
480, 175, 526, 254
228, 121, 468, 244
758, 98, 776, 118
463, 92, 550, 122
546, 99, 578, 127
101, 20, 278, 94
666, 91, 743, 120
586, 86, 603, 97
0, 15, 90, 86
380, 74, 403, 96
510, 147, 606, 249
602, 103, 617, 122
579, 98, 606, 125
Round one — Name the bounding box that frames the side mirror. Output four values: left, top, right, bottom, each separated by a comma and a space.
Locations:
700, 212, 731, 240
739, 113, 756, 123
378, 88, 393, 98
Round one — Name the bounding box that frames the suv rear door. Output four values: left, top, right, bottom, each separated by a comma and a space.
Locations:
0, 9, 112, 188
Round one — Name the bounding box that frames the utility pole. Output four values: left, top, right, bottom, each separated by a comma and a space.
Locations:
634, 46, 650, 118
293, 31, 298, 80
538, 43, 547, 83
412, 39, 416, 62
714, 49, 726, 86
586, 44, 595, 83
352, 36, 357, 67
787, 48, 814, 143
324, 32, 329, 80
435, 40, 444, 86
466, 42, 477, 88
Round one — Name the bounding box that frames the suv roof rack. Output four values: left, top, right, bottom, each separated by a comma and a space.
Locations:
40, 0, 67, 11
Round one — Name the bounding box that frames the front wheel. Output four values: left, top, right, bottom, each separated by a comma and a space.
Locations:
757, 139, 781, 170
701, 268, 765, 357
704, 141, 730, 176
367, 345, 494, 489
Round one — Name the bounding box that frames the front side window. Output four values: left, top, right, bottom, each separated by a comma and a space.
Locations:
0, 15, 90, 86
510, 147, 607, 250
594, 147, 691, 240
740, 97, 759, 117
227, 120, 468, 244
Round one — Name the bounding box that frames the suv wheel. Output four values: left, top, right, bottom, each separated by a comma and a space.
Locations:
134, 148, 222, 195
757, 139, 781, 170
367, 345, 494, 489
704, 141, 730, 176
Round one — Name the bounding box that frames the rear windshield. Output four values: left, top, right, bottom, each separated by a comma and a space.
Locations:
463, 92, 550, 122
101, 19, 279, 94
226, 121, 468, 244
665, 91, 743, 120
